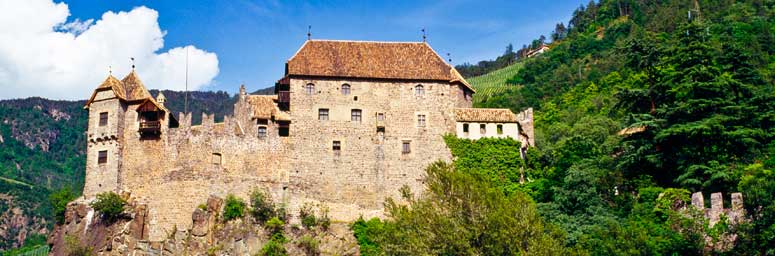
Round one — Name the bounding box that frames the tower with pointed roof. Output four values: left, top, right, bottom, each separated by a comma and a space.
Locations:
83, 70, 174, 197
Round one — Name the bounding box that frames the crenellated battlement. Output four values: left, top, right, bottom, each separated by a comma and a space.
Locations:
691, 192, 746, 227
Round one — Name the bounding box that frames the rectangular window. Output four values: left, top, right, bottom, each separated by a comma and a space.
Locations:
212, 153, 222, 166
351, 109, 362, 122
278, 122, 289, 137
497, 124, 503, 135
480, 124, 486, 134
319, 108, 329, 121
402, 141, 411, 154
258, 126, 267, 138
377, 113, 385, 121
463, 123, 469, 133
333, 141, 341, 152
377, 127, 385, 140
417, 114, 426, 127
98, 150, 107, 164
99, 112, 108, 126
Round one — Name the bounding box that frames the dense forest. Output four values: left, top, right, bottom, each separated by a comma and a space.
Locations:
354, 0, 775, 255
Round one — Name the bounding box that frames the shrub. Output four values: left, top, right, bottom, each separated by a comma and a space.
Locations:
65, 235, 93, 256
299, 203, 316, 229
49, 187, 76, 224
250, 189, 275, 222
318, 205, 330, 231
297, 234, 320, 255
89, 192, 126, 222
265, 216, 285, 235
351, 217, 384, 256
222, 194, 246, 221
261, 233, 288, 256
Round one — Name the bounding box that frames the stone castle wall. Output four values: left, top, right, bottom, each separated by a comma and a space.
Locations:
84, 77, 478, 241
285, 78, 467, 221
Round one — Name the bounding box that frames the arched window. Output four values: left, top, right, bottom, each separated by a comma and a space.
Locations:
305, 83, 315, 95
415, 84, 424, 96
341, 84, 351, 95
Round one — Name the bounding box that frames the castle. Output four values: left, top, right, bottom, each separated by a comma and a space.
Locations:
82, 39, 534, 241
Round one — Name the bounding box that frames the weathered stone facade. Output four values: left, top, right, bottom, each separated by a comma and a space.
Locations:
82, 40, 535, 241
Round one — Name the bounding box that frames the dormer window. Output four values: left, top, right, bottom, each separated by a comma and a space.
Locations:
341, 84, 351, 95
99, 112, 108, 126
415, 85, 424, 96
305, 83, 315, 95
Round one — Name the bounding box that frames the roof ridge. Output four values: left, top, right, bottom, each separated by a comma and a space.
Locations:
309, 39, 424, 44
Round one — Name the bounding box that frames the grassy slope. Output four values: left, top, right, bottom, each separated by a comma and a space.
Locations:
467, 62, 523, 104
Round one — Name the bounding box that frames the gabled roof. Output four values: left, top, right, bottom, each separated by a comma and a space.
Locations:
454, 108, 518, 123
85, 70, 157, 109
287, 40, 474, 92
121, 70, 153, 101
246, 95, 290, 121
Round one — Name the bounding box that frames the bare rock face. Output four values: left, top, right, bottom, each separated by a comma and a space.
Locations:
191, 208, 208, 237
50, 195, 359, 255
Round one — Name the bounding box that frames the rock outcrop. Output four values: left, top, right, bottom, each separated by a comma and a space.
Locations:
49, 194, 359, 255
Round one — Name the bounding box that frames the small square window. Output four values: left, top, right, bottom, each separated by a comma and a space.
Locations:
351, 109, 362, 122
377, 113, 385, 121
497, 124, 503, 135
417, 114, 426, 127
319, 109, 329, 121
402, 141, 411, 154
98, 150, 107, 164
480, 124, 486, 134
212, 153, 222, 166
333, 141, 341, 151
99, 112, 108, 126
258, 126, 267, 138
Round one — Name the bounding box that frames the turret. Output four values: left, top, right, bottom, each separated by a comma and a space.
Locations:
83, 74, 127, 197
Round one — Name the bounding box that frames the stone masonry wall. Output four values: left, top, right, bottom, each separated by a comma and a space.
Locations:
286, 77, 461, 221
118, 96, 290, 241
84, 90, 126, 198
85, 77, 476, 241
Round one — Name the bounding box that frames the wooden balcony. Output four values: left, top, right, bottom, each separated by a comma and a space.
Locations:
139, 121, 161, 133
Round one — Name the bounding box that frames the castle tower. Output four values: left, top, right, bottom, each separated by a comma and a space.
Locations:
83, 75, 127, 197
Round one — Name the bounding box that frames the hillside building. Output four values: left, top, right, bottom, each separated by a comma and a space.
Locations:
82, 39, 534, 241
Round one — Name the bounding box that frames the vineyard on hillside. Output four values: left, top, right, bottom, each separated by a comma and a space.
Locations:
467, 62, 523, 104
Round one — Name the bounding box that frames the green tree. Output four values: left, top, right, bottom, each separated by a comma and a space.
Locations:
373, 161, 568, 255
89, 192, 126, 223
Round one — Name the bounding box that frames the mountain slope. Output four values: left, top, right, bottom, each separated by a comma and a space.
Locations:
467, 62, 523, 105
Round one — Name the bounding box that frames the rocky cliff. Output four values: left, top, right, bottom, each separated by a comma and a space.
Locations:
49, 193, 358, 255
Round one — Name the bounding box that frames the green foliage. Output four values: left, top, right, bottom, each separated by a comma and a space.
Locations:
299, 203, 317, 229
351, 217, 384, 256
366, 161, 569, 255
49, 187, 75, 224
317, 205, 330, 231
296, 234, 320, 256
734, 163, 775, 255
260, 233, 288, 256
65, 235, 92, 256
222, 194, 246, 222
89, 192, 126, 223
443, 136, 524, 193
265, 217, 285, 235
250, 189, 275, 223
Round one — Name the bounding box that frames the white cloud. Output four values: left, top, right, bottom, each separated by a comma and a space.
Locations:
0, 0, 219, 100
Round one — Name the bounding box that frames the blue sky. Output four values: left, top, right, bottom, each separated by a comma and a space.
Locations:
22, 0, 585, 96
